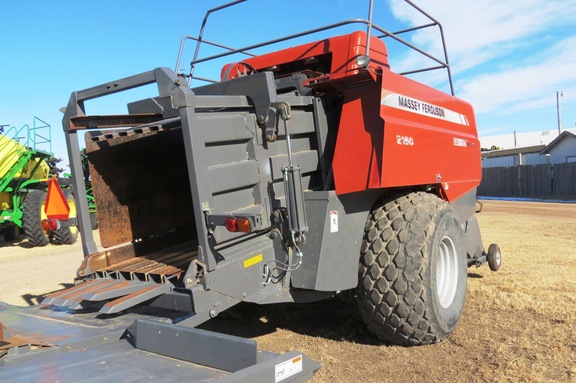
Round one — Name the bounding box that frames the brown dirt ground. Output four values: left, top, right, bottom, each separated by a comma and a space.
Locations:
1, 200, 575, 382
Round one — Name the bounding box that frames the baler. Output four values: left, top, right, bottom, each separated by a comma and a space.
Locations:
0, 1, 501, 381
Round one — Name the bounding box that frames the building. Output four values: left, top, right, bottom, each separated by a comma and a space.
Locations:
481, 129, 576, 168
539, 131, 576, 164
480, 128, 576, 150
481, 145, 547, 168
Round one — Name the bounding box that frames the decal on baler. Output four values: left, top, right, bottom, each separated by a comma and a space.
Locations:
453, 137, 468, 147
396, 135, 415, 146
243, 253, 263, 268
381, 91, 469, 126
330, 210, 339, 233
275, 355, 303, 382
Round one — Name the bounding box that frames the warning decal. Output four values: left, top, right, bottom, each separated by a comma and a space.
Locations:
330, 210, 339, 233
275, 355, 303, 382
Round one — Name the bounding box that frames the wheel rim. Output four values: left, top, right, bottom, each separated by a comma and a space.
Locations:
436, 235, 459, 308
67, 196, 78, 235
40, 199, 49, 236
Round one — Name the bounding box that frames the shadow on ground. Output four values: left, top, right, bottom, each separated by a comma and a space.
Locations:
198, 293, 385, 346
21, 283, 75, 305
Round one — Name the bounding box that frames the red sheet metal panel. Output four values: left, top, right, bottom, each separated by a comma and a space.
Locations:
332, 69, 481, 201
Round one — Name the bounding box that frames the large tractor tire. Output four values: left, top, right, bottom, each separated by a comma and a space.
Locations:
22, 190, 50, 247
357, 191, 467, 346
52, 189, 79, 245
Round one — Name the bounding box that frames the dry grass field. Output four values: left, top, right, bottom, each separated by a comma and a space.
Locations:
1, 200, 575, 382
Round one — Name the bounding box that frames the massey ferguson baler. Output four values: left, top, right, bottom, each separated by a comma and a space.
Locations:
0, 1, 501, 381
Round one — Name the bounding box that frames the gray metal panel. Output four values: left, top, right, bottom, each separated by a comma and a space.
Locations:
208, 160, 260, 194
194, 95, 252, 109
193, 72, 278, 127
127, 319, 257, 372
463, 214, 484, 259
212, 188, 260, 214
450, 188, 484, 258
291, 190, 382, 291
177, 95, 216, 270
206, 143, 252, 167
197, 112, 256, 144
215, 351, 321, 383
451, 187, 478, 223
205, 234, 274, 299
127, 95, 253, 114
269, 135, 318, 153
0, 339, 227, 382
269, 151, 320, 182
185, 73, 321, 268
275, 109, 317, 136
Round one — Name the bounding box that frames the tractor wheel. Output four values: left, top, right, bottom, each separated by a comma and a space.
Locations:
52, 189, 79, 245
487, 243, 502, 272
23, 190, 50, 247
2, 225, 20, 242
357, 191, 467, 346
90, 213, 98, 230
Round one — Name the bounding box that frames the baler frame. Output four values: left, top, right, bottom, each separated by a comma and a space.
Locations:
0, 4, 505, 382
57, 0, 495, 327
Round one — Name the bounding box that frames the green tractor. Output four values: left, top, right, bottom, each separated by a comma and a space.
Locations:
0, 117, 78, 245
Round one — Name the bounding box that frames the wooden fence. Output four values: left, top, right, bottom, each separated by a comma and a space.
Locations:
478, 162, 576, 197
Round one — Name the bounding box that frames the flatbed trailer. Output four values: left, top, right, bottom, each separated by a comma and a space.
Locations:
0, 303, 319, 382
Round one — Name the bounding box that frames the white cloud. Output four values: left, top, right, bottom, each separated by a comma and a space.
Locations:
388, 0, 576, 71
458, 35, 576, 114
386, 0, 576, 118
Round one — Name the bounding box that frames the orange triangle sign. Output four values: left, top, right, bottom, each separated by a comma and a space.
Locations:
45, 179, 70, 220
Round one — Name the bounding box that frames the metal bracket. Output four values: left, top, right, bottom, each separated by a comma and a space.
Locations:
258, 101, 292, 142
264, 101, 291, 142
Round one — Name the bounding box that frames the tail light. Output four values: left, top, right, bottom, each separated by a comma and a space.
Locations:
223, 217, 252, 233
41, 218, 59, 232
224, 217, 238, 232
236, 217, 251, 233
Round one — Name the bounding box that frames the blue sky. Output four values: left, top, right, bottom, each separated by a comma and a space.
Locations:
2, 0, 575, 164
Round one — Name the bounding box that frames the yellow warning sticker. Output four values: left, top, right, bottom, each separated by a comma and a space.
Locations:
243, 253, 263, 268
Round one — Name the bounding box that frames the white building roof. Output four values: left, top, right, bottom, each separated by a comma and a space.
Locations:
480, 128, 576, 150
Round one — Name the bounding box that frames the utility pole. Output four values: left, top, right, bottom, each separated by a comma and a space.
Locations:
557, 90, 563, 135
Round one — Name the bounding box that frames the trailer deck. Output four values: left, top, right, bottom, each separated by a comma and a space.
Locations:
0, 303, 319, 382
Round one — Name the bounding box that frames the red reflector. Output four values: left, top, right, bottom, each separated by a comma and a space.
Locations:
224, 217, 237, 232
41, 218, 58, 232
45, 178, 70, 220
237, 217, 251, 233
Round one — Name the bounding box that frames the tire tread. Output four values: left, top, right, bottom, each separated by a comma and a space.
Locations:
357, 192, 454, 345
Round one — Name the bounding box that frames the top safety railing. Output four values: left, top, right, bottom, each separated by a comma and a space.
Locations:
175, 0, 455, 95
0, 117, 52, 154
